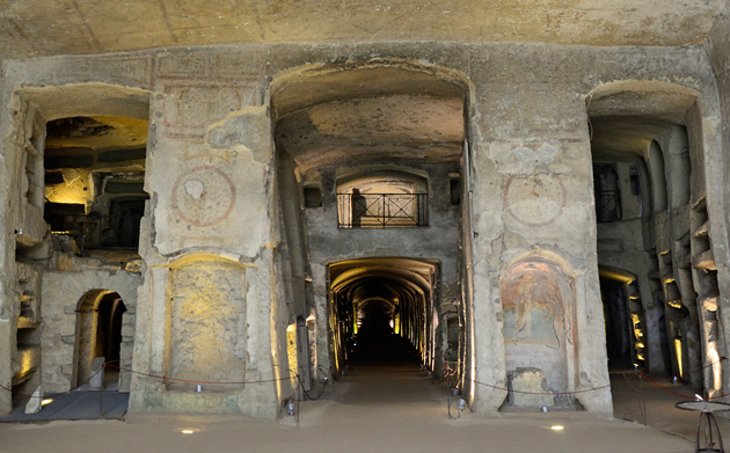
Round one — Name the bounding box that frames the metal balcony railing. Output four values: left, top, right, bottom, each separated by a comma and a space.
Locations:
337, 192, 428, 228
595, 189, 622, 223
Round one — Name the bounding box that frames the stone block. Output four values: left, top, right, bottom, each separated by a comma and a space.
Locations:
121, 324, 135, 337
507, 368, 554, 409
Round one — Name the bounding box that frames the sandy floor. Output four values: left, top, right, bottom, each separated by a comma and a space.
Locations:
0, 365, 717, 453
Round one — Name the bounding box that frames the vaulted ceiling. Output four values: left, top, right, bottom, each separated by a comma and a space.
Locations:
0, 0, 727, 59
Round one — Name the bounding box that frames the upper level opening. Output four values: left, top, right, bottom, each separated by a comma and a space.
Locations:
336, 171, 428, 228
18, 84, 150, 255
43, 115, 148, 251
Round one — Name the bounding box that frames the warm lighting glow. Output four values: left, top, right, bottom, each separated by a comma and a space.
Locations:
674, 338, 684, 379
44, 168, 94, 209
181, 429, 195, 435
286, 322, 298, 384
707, 344, 723, 398
667, 300, 683, 309
550, 425, 565, 431
41, 398, 54, 406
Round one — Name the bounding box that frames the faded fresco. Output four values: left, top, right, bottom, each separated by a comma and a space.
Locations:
500, 257, 574, 398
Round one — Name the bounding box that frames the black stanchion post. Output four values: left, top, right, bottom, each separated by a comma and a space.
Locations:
296, 374, 301, 427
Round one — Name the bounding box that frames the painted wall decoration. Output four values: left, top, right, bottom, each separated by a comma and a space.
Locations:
500, 256, 575, 397
504, 173, 566, 226
172, 165, 236, 228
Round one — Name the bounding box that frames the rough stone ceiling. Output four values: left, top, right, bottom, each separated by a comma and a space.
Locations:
587, 84, 697, 160
1, 0, 728, 59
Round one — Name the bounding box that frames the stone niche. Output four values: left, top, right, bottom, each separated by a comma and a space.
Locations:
500, 256, 576, 409
164, 254, 247, 392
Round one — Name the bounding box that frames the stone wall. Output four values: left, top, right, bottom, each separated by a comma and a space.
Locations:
41, 264, 140, 393
707, 15, 730, 398
0, 41, 726, 416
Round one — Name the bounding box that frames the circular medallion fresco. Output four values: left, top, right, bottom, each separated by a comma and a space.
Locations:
172, 166, 236, 227
504, 174, 566, 226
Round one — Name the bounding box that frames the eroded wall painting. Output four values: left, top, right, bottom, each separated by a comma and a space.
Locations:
501, 257, 574, 396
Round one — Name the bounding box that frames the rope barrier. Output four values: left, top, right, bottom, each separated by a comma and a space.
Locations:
0, 360, 111, 399
0, 361, 296, 399
690, 357, 728, 374
108, 363, 294, 386
472, 378, 611, 396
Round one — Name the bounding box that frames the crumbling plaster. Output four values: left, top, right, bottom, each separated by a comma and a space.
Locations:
0, 40, 725, 417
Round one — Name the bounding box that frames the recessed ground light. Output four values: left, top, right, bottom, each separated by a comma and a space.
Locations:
550, 425, 564, 432
41, 398, 54, 406
181, 429, 195, 435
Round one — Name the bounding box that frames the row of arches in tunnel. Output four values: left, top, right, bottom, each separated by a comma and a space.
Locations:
589, 81, 724, 399
328, 258, 439, 371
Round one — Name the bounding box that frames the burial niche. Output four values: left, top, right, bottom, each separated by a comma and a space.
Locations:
500, 256, 575, 409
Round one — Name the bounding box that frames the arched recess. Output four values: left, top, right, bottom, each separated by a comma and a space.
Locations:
499, 254, 577, 410
586, 80, 724, 400
269, 60, 472, 395
74, 290, 126, 388
163, 253, 248, 391
1, 82, 149, 413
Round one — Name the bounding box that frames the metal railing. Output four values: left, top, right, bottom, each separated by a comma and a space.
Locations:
595, 189, 622, 223
337, 192, 428, 228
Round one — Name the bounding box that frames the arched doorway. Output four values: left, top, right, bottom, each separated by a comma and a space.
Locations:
74, 290, 127, 389
328, 258, 439, 377
270, 62, 471, 399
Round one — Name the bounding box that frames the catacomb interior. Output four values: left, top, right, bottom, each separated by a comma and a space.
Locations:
589, 82, 723, 399
271, 64, 469, 399
0, 3, 730, 428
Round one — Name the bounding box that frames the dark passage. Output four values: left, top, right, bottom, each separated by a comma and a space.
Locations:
351, 309, 419, 364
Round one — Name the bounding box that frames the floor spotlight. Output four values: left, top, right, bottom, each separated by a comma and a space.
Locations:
286, 399, 296, 416
456, 398, 467, 412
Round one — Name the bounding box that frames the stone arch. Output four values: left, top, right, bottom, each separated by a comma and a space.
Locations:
74, 290, 127, 388
499, 253, 576, 408
269, 59, 475, 395
19, 82, 149, 121
584, 78, 721, 394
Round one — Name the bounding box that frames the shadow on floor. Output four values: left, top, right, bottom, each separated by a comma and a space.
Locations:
610, 369, 730, 442
0, 390, 128, 423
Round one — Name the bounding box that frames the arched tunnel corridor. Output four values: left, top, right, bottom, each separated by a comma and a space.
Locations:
328, 258, 439, 374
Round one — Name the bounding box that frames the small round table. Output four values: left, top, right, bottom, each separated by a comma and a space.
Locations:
676, 400, 730, 452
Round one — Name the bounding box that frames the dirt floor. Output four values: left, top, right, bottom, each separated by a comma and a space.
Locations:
0, 364, 724, 453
